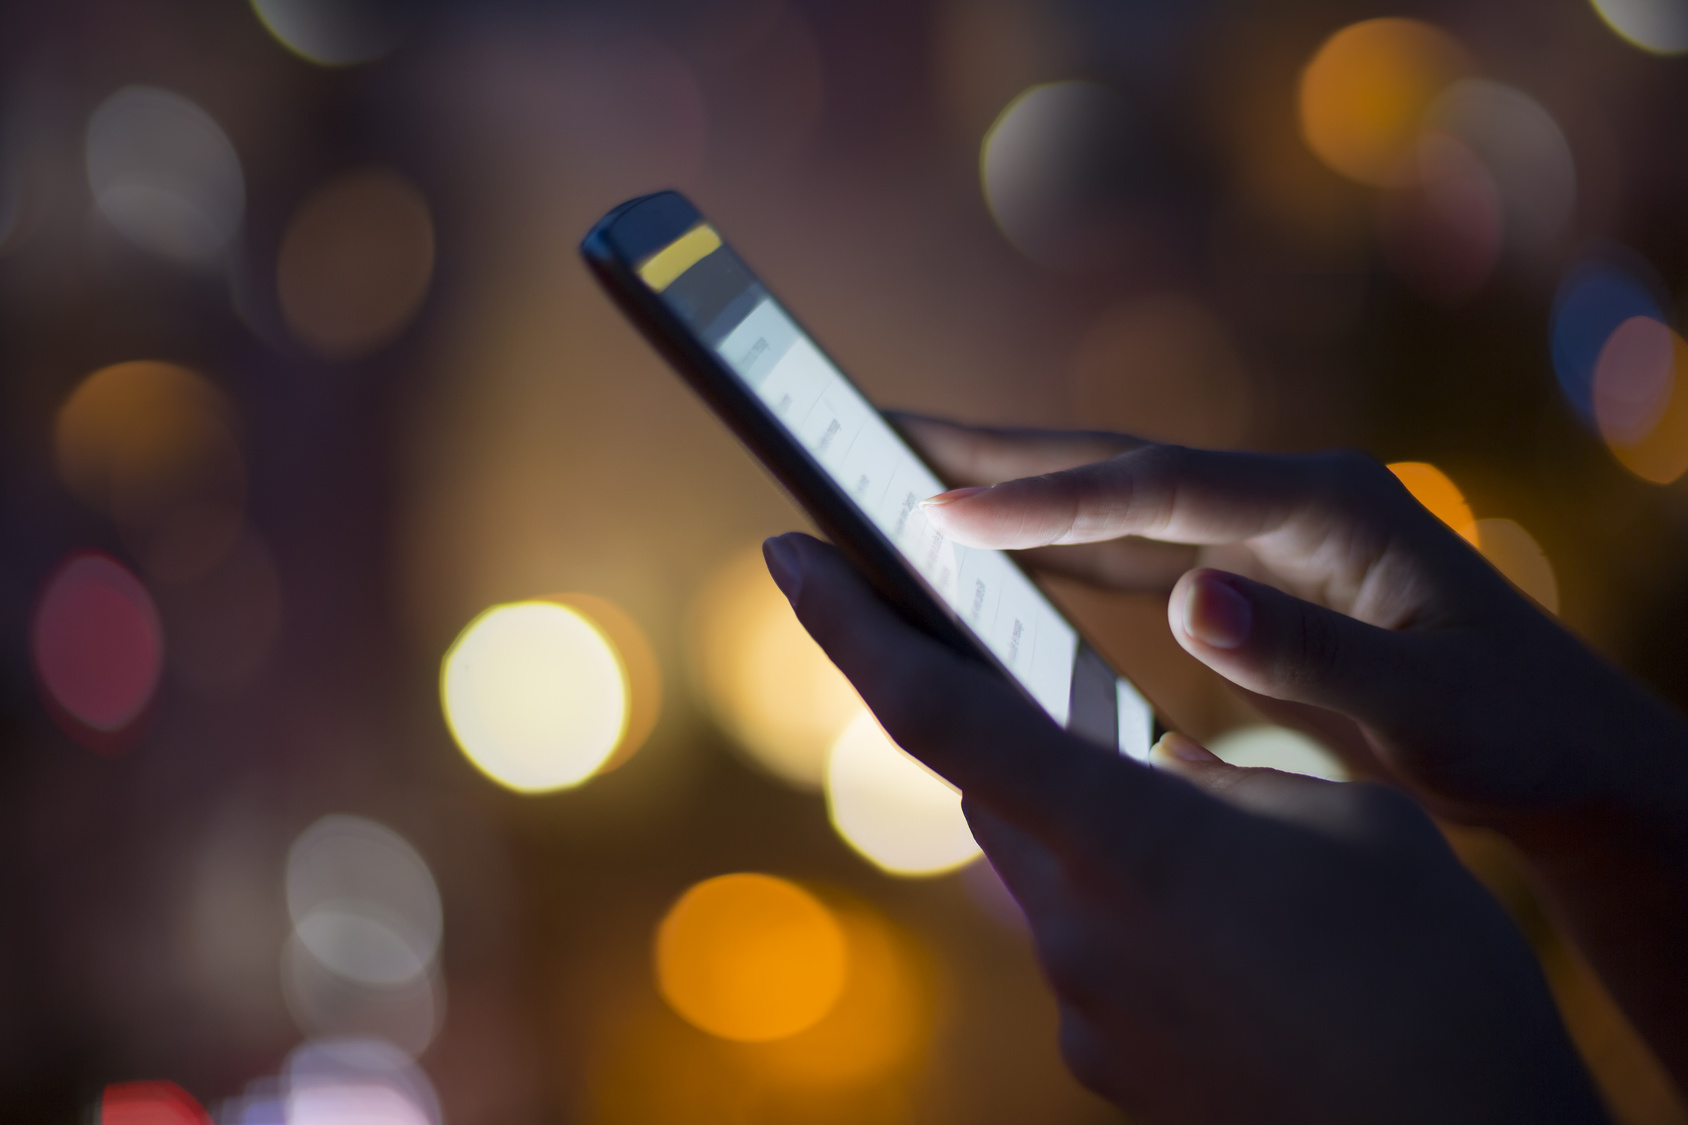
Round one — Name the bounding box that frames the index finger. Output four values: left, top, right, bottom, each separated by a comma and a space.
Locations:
763, 532, 1204, 849
922, 445, 1399, 550
887, 413, 1140, 486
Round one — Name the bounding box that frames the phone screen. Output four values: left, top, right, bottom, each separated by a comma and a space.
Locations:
626, 218, 1156, 761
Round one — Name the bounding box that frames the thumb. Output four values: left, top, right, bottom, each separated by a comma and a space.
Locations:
1149, 731, 1365, 831
1168, 568, 1424, 728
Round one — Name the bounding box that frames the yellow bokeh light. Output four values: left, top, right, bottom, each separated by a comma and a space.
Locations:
655, 873, 848, 1043
1474, 518, 1560, 614
1589, 0, 1688, 56
688, 545, 862, 789
826, 710, 981, 878
1387, 461, 1478, 544
1596, 319, 1688, 485
440, 601, 629, 793
548, 593, 661, 774
278, 168, 435, 360
1299, 18, 1473, 186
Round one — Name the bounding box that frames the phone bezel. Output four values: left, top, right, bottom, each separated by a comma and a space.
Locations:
581, 190, 1163, 746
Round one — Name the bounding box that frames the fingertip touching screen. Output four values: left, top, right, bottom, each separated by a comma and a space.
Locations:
637, 220, 1154, 761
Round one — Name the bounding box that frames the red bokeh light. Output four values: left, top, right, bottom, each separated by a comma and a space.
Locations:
101, 1081, 211, 1125
31, 551, 164, 746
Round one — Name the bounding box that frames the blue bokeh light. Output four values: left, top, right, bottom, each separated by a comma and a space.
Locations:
1551, 258, 1665, 424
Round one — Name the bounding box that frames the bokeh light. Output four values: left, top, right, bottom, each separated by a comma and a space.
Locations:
688, 545, 861, 789
1386, 461, 1478, 543
1298, 18, 1473, 187
55, 360, 245, 581
102, 1081, 212, 1125
287, 815, 442, 987
1376, 133, 1502, 302
749, 903, 933, 1088
548, 593, 661, 774
1474, 518, 1561, 613
979, 81, 1154, 271
284, 817, 445, 1055
1595, 318, 1688, 484
1071, 294, 1252, 447
251, 0, 412, 67
1552, 258, 1666, 424
1589, 0, 1688, 55
655, 873, 848, 1042
85, 86, 244, 266
278, 168, 435, 359
825, 711, 981, 878
1208, 725, 1347, 781
441, 600, 630, 793
1428, 80, 1576, 253
282, 1039, 441, 1125
32, 552, 164, 742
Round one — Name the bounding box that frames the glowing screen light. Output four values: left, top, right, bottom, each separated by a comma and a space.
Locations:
32, 552, 164, 742
1298, 18, 1473, 187
1474, 519, 1560, 613
688, 546, 862, 789
1208, 725, 1348, 781
1386, 462, 1478, 544
441, 601, 629, 793
1589, 0, 1688, 54
1594, 318, 1688, 485
1552, 259, 1665, 425
825, 711, 982, 877
102, 1081, 211, 1125
85, 87, 243, 266
655, 873, 848, 1042
278, 168, 435, 360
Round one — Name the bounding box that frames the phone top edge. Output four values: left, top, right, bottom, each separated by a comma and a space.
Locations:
580, 190, 700, 269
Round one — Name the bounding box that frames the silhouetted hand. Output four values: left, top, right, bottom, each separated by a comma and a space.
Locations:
763, 531, 1606, 1125
888, 414, 1688, 1092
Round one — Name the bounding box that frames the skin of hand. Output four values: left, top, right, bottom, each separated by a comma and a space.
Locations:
763, 532, 1607, 1125
889, 413, 1688, 1090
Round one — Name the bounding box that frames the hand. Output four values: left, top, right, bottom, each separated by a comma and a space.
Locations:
889, 414, 1688, 1091
894, 414, 1688, 834
763, 532, 1606, 1125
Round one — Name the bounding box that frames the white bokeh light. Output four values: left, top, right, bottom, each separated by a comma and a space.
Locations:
85, 86, 244, 265
1589, 0, 1688, 54
825, 710, 981, 877
250, 0, 410, 66
441, 601, 630, 793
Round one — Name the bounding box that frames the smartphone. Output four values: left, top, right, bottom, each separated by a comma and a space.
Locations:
582, 191, 1162, 760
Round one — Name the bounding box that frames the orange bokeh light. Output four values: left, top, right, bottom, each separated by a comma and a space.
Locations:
278, 168, 435, 359
54, 360, 244, 581
1387, 461, 1478, 544
1299, 18, 1473, 187
655, 873, 848, 1043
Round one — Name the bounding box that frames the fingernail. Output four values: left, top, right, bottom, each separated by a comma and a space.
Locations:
921, 485, 990, 508
1184, 573, 1252, 650
763, 537, 801, 602
1151, 731, 1220, 763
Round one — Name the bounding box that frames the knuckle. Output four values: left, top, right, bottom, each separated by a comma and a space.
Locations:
1033, 916, 1092, 991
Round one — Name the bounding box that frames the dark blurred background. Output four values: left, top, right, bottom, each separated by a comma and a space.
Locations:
3, 0, 1688, 1121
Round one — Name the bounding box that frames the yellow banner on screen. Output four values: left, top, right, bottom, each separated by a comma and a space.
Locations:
638, 224, 722, 292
